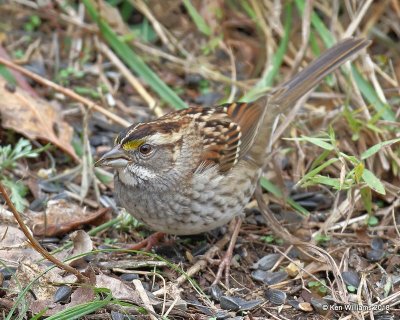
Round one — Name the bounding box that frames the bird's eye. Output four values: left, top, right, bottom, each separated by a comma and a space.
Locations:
139, 144, 153, 155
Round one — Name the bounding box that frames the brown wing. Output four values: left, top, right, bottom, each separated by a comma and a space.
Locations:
194, 100, 266, 172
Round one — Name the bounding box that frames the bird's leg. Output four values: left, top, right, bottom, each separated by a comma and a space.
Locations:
125, 231, 165, 251
212, 217, 242, 287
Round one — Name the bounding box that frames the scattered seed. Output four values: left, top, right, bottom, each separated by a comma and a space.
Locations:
251, 270, 267, 282
29, 197, 47, 211
342, 270, 360, 287
214, 310, 230, 319
39, 181, 64, 193
310, 297, 329, 315
366, 249, 385, 262
264, 270, 288, 285
120, 273, 139, 282
209, 285, 223, 301
111, 311, 126, 320
39, 237, 60, 244
371, 238, 384, 251
265, 288, 287, 305
252, 253, 280, 270
291, 191, 317, 201
296, 200, 318, 211
0, 267, 16, 280
374, 313, 394, 320
220, 296, 241, 311
220, 295, 261, 311
54, 285, 72, 303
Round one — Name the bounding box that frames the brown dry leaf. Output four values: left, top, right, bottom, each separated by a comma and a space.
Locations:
8, 259, 64, 301
0, 77, 78, 161
30, 199, 111, 237
0, 204, 17, 224
0, 225, 42, 264
68, 230, 93, 267
96, 273, 141, 304
30, 284, 96, 316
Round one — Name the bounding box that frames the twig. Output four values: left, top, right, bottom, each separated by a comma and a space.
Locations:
98, 42, 163, 117
132, 0, 174, 52
132, 279, 158, 320
0, 181, 88, 283
288, 0, 312, 77
0, 57, 130, 127
343, 0, 373, 38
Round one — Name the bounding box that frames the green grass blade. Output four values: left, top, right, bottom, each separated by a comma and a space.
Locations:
295, 0, 334, 47
351, 66, 396, 121
83, 0, 188, 110
361, 138, 400, 160
182, 0, 212, 36
260, 177, 309, 216
0, 65, 17, 85
45, 294, 113, 320
297, 136, 335, 150
242, 1, 293, 101
298, 157, 339, 185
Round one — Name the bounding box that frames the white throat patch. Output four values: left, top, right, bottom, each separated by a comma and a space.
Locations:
118, 165, 156, 186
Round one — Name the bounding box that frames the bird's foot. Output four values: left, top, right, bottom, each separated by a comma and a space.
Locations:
211, 217, 242, 287
125, 231, 165, 251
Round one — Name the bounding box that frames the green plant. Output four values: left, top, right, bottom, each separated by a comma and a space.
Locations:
314, 233, 331, 245
24, 15, 41, 32
260, 234, 284, 245
0, 138, 46, 211
291, 128, 399, 220
308, 279, 328, 294
347, 285, 357, 293
56, 67, 85, 85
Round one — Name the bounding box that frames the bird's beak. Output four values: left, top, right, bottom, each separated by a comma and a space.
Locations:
94, 145, 129, 168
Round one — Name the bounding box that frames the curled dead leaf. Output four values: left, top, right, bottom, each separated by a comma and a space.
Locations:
30, 199, 111, 237
0, 77, 78, 161
68, 230, 93, 267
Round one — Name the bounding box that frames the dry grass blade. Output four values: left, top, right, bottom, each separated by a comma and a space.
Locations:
0, 57, 130, 127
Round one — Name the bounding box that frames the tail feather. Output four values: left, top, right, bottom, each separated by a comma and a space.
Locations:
247, 37, 370, 167
270, 37, 371, 111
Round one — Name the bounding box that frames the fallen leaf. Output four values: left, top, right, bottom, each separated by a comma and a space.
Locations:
8, 259, 64, 301
30, 200, 111, 237
68, 230, 93, 267
0, 204, 17, 224
30, 282, 96, 316
0, 77, 78, 161
96, 273, 141, 304
0, 225, 42, 263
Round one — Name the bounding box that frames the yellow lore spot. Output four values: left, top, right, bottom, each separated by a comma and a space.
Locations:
122, 139, 144, 151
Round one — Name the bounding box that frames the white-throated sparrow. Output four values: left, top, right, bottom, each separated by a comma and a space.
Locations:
95, 38, 369, 236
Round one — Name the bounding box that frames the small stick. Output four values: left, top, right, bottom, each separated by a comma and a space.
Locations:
0, 57, 130, 127
0, 182, 88, 283
132, 279, 158, 320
